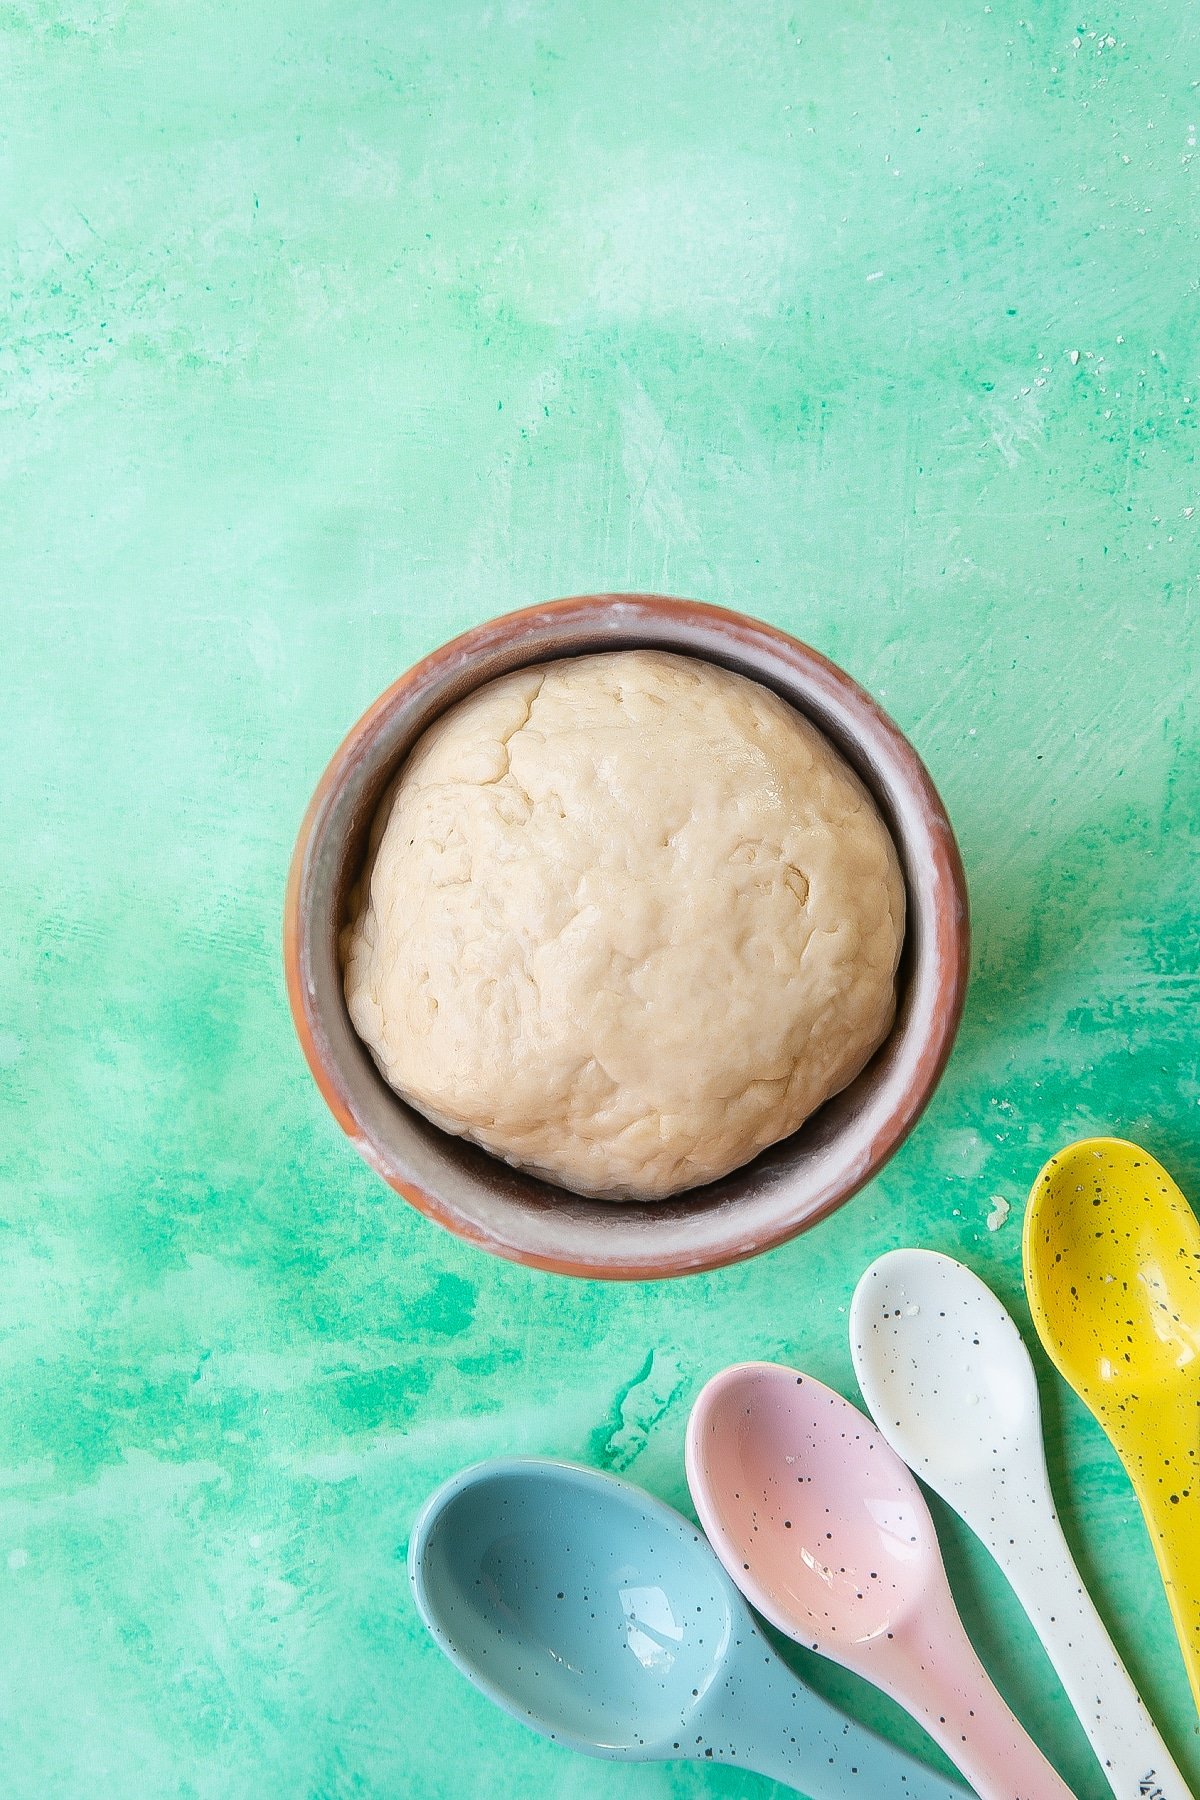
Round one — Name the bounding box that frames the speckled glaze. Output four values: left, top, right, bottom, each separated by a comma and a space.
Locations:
285, 594, 969, 1278
850, 1249, 1192, 1800
1024, 1140, 1200, 1719
686, 1363, 1077, 1800
407, 1457, 970, 1798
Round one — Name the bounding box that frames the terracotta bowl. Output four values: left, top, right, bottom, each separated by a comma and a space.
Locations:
284, 595, 968, 1280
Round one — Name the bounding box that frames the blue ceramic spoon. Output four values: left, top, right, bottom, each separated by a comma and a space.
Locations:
409, 1457, 971, 1797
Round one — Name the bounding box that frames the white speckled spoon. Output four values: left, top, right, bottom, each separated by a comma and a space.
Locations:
850, 1249, 1192, 1800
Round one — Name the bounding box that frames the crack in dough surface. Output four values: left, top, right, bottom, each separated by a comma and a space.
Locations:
343, 649, 905, 1201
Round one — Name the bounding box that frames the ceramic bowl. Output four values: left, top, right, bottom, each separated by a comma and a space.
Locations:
284, 595, 969, 1279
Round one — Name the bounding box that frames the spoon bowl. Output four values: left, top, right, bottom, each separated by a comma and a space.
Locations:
1025, 1138, 1200, 1396
411, 1456, 733, 1754
1024, 1138, 1200, 1714
409, 1456, 973, 1798
683, 1363, 935, 1647
852, 1252, 1038, 1489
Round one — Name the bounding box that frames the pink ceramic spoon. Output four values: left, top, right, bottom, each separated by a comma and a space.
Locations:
687, 1363, 1078, 1800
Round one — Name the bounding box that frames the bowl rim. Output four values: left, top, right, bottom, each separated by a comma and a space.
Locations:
284, 594, 969, 1279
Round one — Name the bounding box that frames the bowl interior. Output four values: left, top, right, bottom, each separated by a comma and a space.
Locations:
290, 597, 965, 1277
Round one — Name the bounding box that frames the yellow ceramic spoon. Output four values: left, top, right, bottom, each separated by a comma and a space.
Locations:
1023, 1137, 1200, 1716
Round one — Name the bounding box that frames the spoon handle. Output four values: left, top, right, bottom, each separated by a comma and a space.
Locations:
718, 1645, 970, 1799
1126, 1419, 1200, 1721
878, 1615, 1079, 1800
984, 1477, 1194, 1800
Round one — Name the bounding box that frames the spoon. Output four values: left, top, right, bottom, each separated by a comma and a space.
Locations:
850, 1247, 1193, 1800
409, 1455, 971, 1798
1024, 1137, 1200, 1716
687, 1361, 1079, 1800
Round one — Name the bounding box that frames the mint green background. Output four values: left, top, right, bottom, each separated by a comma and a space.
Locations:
3, 2, 1197, 1796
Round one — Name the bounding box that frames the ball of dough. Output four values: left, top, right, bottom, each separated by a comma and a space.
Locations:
343, 649, 905, 1202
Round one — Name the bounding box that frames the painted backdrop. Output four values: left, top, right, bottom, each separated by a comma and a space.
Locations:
2, 2, 1197, 1796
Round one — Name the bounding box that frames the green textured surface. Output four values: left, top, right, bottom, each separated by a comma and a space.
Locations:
2, 0, 1198, 1794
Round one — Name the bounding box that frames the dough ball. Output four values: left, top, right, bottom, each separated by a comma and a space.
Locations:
343, 649, 905, 1201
